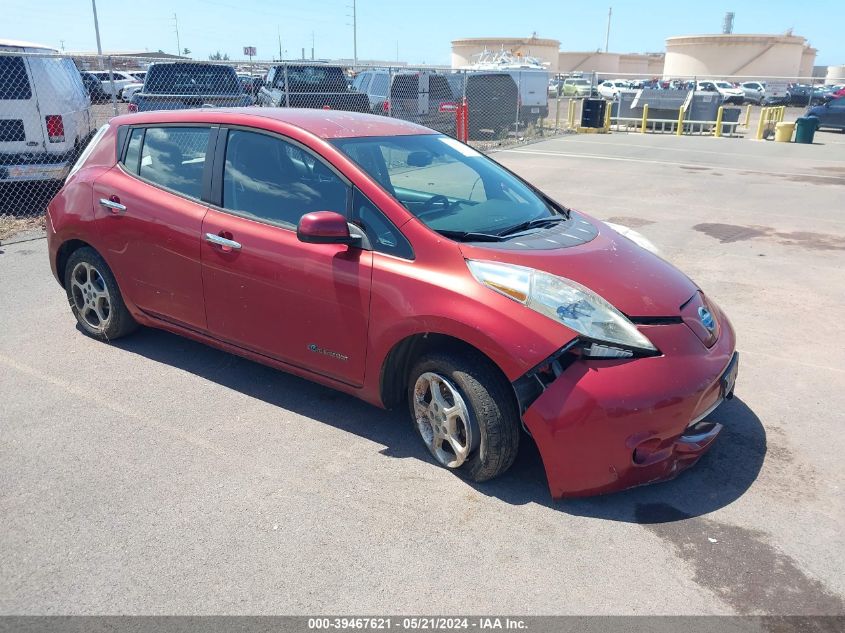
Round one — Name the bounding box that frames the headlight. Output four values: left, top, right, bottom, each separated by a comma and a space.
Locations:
466, 259, 657, 357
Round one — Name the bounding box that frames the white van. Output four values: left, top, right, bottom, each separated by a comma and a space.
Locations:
0, 39, 95, 182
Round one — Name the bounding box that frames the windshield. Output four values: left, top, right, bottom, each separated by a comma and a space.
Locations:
570, 80, 589, 86
332, 134, 559, 238
715, 82, 733, 89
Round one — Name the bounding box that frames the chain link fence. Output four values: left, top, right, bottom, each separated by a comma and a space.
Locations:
1, 46, 841, 242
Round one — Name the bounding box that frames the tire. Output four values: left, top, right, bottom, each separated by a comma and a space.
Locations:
64, 247, 138, 341
407, 349, 520, 482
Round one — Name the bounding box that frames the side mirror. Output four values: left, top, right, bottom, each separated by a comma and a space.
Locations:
297, 211, 358, 245
407, 151, 433, 167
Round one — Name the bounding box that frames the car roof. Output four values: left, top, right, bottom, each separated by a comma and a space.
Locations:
110, 108, 437, 139
0, 38, 57, 51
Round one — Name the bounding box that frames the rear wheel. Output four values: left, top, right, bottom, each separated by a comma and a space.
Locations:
64, 247, 137, 341
407, 350, 520, 482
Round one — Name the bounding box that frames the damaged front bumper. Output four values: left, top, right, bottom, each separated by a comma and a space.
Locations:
519, 315, 737, 498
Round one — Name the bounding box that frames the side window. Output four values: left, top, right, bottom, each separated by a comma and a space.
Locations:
357, 73, 371, 92
222, 129, 349, 228
371, 74, 388, 96
352, 189, 413, 259
138, 127, 210, 200
122, 128, 144, 174
0, 56, 32, 100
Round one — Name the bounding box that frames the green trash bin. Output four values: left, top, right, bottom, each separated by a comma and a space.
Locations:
794, 117, 819, 144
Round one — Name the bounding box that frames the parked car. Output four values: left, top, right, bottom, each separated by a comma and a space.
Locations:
129, 63, 253, 112
87, 70, 137, 99
740, 81, 767, 105
562, 78, 591, 97
446, 72, 519, 138
120, 71, 148, 102
237, 73, 264, 95
354, 69, 456, 134
0, 39, 95, 184
80, 71, 109, 103
257, 64, 369, 112
822, 86, 845, 103
696, 81, 744, 104
598, 80, 625, 99
46, 108, 738, 498
805, 97, 845, 131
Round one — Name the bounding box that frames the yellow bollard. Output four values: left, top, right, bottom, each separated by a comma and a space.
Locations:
676, 106, 685, 136
603, 101, 611, 130
640, 104, 649, 134
554, 97, 561, 130
744, 104, 752, 127
756, 107, 768, 140
714, 106, 724, 138
569, 99, 576, 129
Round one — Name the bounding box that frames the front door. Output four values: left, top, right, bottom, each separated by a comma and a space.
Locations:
201, 128, 372, 386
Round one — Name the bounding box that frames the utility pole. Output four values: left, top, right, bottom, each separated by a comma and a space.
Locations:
91, 0, 117, 111
60, 39, 65, 51
277, 26, 283, 61
352, 0, 357, 66
605, 6, 612, 53
91, 0, 104, 68
173, 13, 181, 57
311, 31, 315, 60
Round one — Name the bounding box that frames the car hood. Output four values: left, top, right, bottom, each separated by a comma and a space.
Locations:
458, 214, 698, 317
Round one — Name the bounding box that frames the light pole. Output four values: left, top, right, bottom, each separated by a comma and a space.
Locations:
353, 0, 357, 66
173, 14, 181, 57
605, 6, 612, 53
91, 0, 118, 112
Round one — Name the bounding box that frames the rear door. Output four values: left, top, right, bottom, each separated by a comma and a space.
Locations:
0, 53, 46, 155
92, 124, 213, 331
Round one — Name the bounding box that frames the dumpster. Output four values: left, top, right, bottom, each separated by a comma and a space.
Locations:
581, 98, 607, 128
794, 117, 818, 144
774, 121, 796, 142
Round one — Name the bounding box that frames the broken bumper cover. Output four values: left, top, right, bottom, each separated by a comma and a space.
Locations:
522, 316, 737, 498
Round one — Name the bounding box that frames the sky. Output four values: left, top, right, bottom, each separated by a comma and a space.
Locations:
6, 0, 843, 66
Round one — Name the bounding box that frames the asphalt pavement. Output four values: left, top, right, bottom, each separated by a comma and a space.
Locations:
1, 128, 843, 615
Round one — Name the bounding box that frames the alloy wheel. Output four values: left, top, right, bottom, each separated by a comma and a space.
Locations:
412, 372, 476, 468
70, 261, 112, 333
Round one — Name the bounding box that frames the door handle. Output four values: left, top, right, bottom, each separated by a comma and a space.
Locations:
205, 232, 242, 251
99, 197, 126, 214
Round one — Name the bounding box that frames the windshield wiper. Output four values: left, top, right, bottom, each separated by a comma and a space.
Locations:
436, 229, 506, 242
496, 216, 567, 237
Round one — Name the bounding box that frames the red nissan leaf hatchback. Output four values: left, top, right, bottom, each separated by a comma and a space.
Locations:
47, 109, 738, 497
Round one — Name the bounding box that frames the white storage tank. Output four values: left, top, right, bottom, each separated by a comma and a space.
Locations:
663, 34, 815, 79
826, 65, 845, 85
557, 51, 619, 75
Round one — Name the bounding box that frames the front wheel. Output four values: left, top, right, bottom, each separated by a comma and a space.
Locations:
408, 350, 520, 482
64, 247, 138, 341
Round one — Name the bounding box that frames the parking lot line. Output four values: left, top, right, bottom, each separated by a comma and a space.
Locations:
499, 148, 845, 182
0, 352, 226, 457
539, 136, 845, 164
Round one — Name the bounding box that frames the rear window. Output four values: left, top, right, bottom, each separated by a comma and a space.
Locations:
0, 56, 32, 100
144, 64, 240, 95
391, 75, 418, 98
274, 66, 348, 92
430, 77, 453, 101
